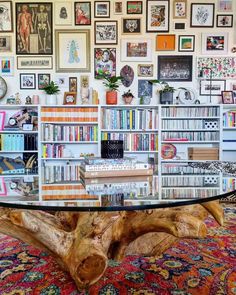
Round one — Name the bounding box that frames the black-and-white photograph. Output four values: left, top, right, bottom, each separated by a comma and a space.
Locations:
95, 21, 118, 45
0, 36, 11, 52
200, 79, 226, 96
20, 73, 36, 89
122, 18, 141, 34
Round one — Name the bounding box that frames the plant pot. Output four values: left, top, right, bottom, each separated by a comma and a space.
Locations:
106, 91, 117, 105
160, 92, 173, 104
122, 95, 133, 105
46, 94, 57, 105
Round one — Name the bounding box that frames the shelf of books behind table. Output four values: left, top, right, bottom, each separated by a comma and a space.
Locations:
0, 105, 39, 201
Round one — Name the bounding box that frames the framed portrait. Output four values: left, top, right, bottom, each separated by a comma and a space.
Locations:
0, 1, 13, 32
55, 29, 90, 72
173, 0, 187, 19
122, 18, 141, 34
156, 34, 175, 51
190, 4, 215, 27
146, 0, 169, 32
138, 64, 154, 77
95, 21, 118, 45
17, 56, 53, 70
217, 14, 233, 27
63, 92, 77, 105
158, 55, 193, 82
94, 1, 110, 18
222, 91, 234, 104
0, 111, 6, 131
114, 1, 123, 14
174, 23, 185, 30
54, 2, 72, 26
20, 73, 36, 89
201, 33, 228, 55
38, 73, 50, 90
15, 3, 53, 55
138, 80, 153, 104
0, 36, 11, 52
94, 48, 116, 79
199, 80, 226, 96
69, 77, 77, 92
0, 178, 7, 196
218, 0, 233, 12
121, 38, 152, 62
127, 1, 143, 14
75, 2, 91, 25
0, 56, 14, 76
178, 35, 195, 52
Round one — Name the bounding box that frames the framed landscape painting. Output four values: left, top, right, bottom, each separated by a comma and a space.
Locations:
94, 1, 110, 18
178, 35, 195, 52
121, 39, 152, 61
146, 0, 169, 32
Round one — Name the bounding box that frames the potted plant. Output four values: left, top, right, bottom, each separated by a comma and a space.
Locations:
122, 89, 134, 104
102, 75, 122, 105
42, 81, 60, 105
149, 80, 176, 104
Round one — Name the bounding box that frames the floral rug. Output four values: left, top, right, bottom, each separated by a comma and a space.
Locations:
0, 206, 236, 295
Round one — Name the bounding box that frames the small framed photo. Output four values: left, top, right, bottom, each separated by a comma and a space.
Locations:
121, 39, 152, 62
63, 92, 77, 105
146, 0, 169, 32
22, 123, 34, 131
114, 1, 123, 14
69, 77, 78, 92
0, 111, 6, 131
218, 0, 233, 12
217, 14, 233, 27
138, 80, 153, 103
75, 2, 91, 25
94, 1, 110, 18
201, 33, 228, 55
0, 178, 7, 196
94, 48, 116, 79
200, 80, 226, 96
95, 21, 118, 45
0, 1, 13, 32
190, 3, 215, 27
222, 91, 234, 104
138, 64, 153, 77
55, 77, 69, 88
174, 22, 185, 30
156, 34, 175, 51
54, 2, 72, 26
38, 74, 51, 90
20, 73, 36, 90
127, 1, 143, 14
122, 18, 141, 34
173, 0, 187, 19
178, 35, 195, 52
0, 36, 12, 52
0, 56, 14, 76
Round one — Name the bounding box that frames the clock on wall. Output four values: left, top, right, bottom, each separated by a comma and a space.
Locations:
0, 76, 7, 100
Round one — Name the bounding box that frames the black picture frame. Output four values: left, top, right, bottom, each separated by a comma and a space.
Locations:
217, 14, 233, 27
122, 18, 141, 34
222, 91, 234, 104
20, 73, 36, 89
146, 0, 170, 33
200, 79, 226, 96
94, 21, 118, 45
94, 1, 110, 18
178, 35, 195, 52
174, 23, 185, 30
38, 73, 51, 90
190, 3, 215, 28
127, 1, 143, 14
158, 55, 193, 82
74, 2, 91, 25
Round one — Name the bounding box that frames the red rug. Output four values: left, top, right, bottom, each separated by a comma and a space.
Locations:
0, 206, 235, 295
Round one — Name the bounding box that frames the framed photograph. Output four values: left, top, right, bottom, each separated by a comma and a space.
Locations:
94, 48, 116, 79
69, 77, 77, 92
178, 35, 195, 52
94, 1, 110, 18
0, 57, 14, 76
55, 29, 90, 72
200, 80, 226, 96
156, 34, 175, 51
75, 2, 91, 25
138, 64, 153, 77
114, 1, 123, 14
0, 178, 7, 196
63, 92, 77, 105
201, 33, 228, 55
138, 80, 153, 104
146, 0, 169, 32
0, 111, 6, 131
55, 76, 69, 88
218, 0, 233, 12
15, 3, 53, 54
217, 14, 233, 27
38, 73, 50, 90
122, 18, 141, 34
95, 21, 118, 45
0, 1, 13, 32
121, 38, 152, 62
222, 91, 234, 104
17, 56, 53, 70
173, 0, 187, 19
158, 55, 193, 81
20, 73, 36, 90
174, 23, 185, 30
190, 4, 215, 27
54, 2, 72, 26
0, 36, 11, 52
127, 1, 143, 14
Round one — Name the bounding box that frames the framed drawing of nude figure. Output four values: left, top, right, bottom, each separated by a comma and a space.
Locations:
15, 3, 53, 55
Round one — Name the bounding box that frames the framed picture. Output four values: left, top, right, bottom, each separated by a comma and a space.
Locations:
146, 0, 169, 32
69, 77, 77, 92
174, 23, 185, 30
138, 64, 153, 77
0, 178, 7, 196
17, 56, 53, 70
38, 74, 50, 90
158, 55, 193, 81
156, 34, 175, 51
0, 57, 14, 76
122, 18, 141, 34
55, 29, 90, 72
138, 80, 153, 104
63, 92, 77, 105
178, 35, 195, 52
190, 3, 215, 27
54, 2, 72, 26
173, 0, 187, 19
0, 111, 6, 131
200, 80, 226, 96
0, 1, 13, 32
94, 48, 116, 79
127, 1, 143, 14
114, 1, 123, 14
15, 3, 53, 54
222, 91, 234, 104
218, 0, 233, 12
217, 15, 233, 27
95, 21, 118, 45
20, 73, 36, 89
55, 76, 69, 88
201, 33, 228, 55
121, 38, 152, 61
94, 1, 110, 18
75, 2, 91, 25
0, 36, 11, 52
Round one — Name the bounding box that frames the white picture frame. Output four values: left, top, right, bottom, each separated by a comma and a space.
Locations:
218, 0, 233, 12
0, 36, 12, 52
201, 33, 228, 55
54, 2, 72, 26
146, 0, 169, 32
121, 38, 152, 62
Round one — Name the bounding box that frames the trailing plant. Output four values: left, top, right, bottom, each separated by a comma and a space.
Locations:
42, 81, 60, 95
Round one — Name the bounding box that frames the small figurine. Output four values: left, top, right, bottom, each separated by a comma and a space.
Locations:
81, 76, 89, 104
15, 92, 21, 104
25, 95, 32, 105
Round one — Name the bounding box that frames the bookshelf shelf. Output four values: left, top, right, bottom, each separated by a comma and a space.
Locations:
101, 129, 159, 132
162, 117, 220, 119
162, 129, 220, 132
161, 141, 220, 144
0, 150, 38, 153
0, 131, 38, 134
41, 121, 98, 125
1, 174, 38, 178
41, 141, 98, 144
42, 157, 84, 161
124, 151, 158, 154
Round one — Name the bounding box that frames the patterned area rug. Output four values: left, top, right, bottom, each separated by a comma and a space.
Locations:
0, 206, 236, 295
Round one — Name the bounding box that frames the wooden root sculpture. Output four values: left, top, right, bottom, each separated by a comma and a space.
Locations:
0, 201, 223, 290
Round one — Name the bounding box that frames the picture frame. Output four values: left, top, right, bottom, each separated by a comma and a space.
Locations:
146, 0, 169, 32
178, 35, 195, 52
173, 0, 187, 19
127, 1, 143, 14
218, 0, 233, 12
0, 56, 14, 76
55, 76, 69, 88
17, 56, 53, 70
63, 92, 77, 105
94, 48, 116, 79
121, 38, 152, 62
15, 3, 53, 55
0, 1, 13, 32
55, 29, 90, 72
95, 21, 118, 45
156, 34, 175, 51
114, 1, 123, 14
137, 64, 154, 77
69, 77, 78, 92
199, 80, 226, 96
201, 33, 228, 55
0, 36, 12, 52
216, 14, 233, 27
0, 111, 6, 131
22, 123, 34, 131
122, 18, 141, 34
222, 91, 234, 104
54, 2, 72, 26
174, 23, 185, 30
190, 3, 215, 28
75, 2, 91, 25
158, 55, 193, 81
20, 73, 36, 90
0, 178, 7, 196
38, 73, 51, 90
94, 1, 110, 18
138, 80, 153, 104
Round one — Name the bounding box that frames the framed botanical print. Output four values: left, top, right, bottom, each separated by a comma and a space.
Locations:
146, 0, 169, 32
15, 3, 53, 54
20, 73, 36, 89
75, 2, 91, 25
173, 0, 187, 19
127, 1, 143, 14
122, 18, 141, 34
178, 35, 195, 52
217, 14, 233, 27
0, 1, 13, 32
94, 48, 116, 79
94, 1, 110, 18
200, 80, 226, 96
201, 33, 228, 55
121, 39, 152, 62
156, 34, 175, 51
190, 3, 215, 27
38, 73, 50, 90
54, 2, 72, 26
95, 21, 118, 45
0, 36, 11, 52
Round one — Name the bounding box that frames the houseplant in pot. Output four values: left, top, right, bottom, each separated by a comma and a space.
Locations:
149, 80, 175, 104
102, 75, 122, 105
122, 89, 134, 104
42, 81, 60, 105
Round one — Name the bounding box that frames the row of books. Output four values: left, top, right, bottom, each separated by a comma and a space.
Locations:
42, 165, 80, 184
162, 188, 220, 199
162, 119, 218, 130
161, 106, 220, 117
101, 108, 158, 130
0, 134, 38, 151
223, 110, 236, 127
41, 124, 98, 142
162, 176, 219, 187
42, 144, 65, 158
222, 177, 236, 192
161, 163, 219, 175
162, 131, 219, 141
